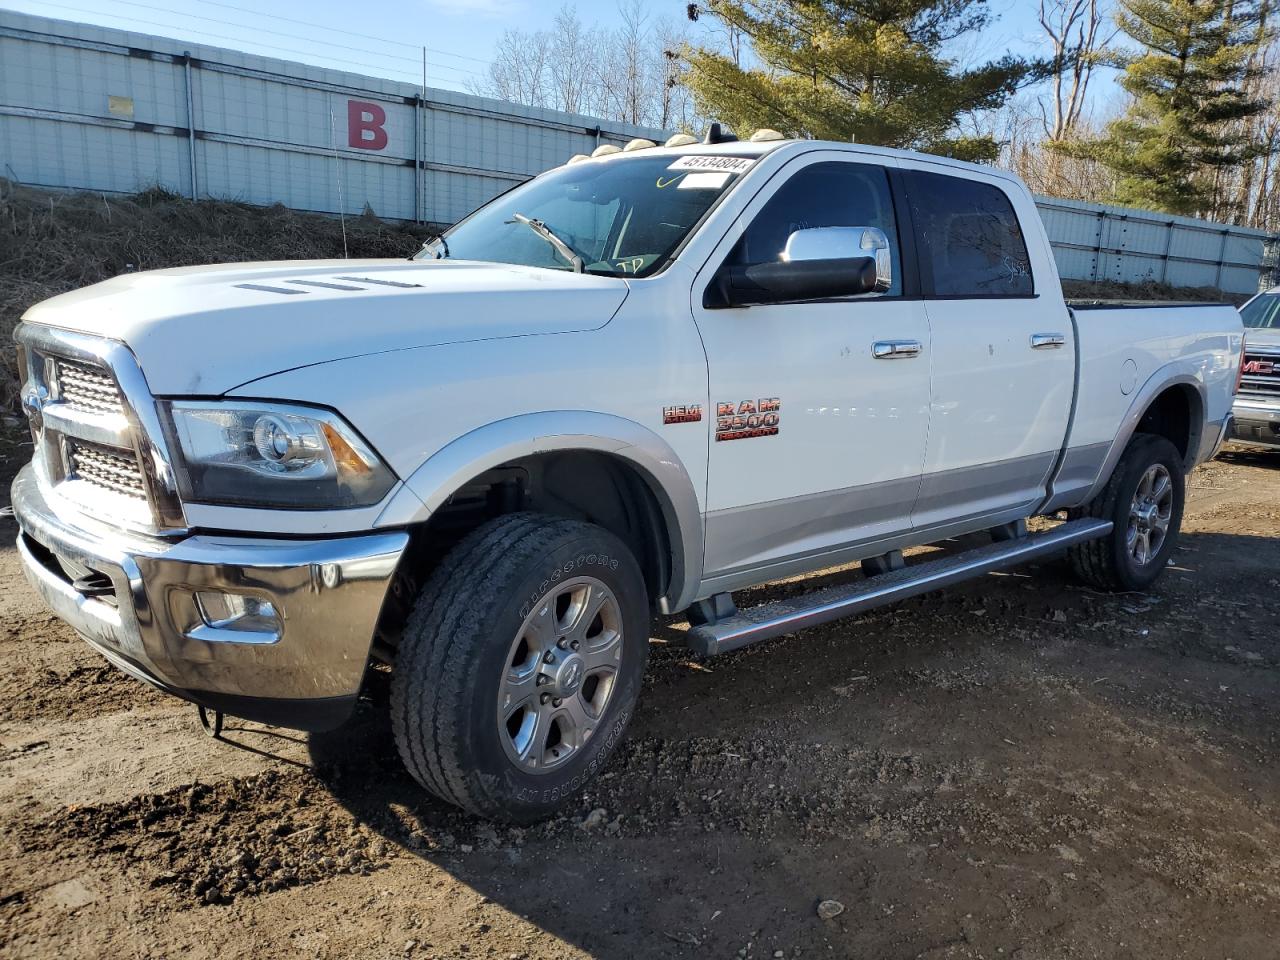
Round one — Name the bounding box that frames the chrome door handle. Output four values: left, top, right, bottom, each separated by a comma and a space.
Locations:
1031, 333, 1066, 349
872, 340, 922, 359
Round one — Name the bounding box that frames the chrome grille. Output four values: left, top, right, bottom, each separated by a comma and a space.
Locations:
1240, 351, 1280, 399
67, 441, 147, 500
18, 324, 186, 531
54, 358, 125, 416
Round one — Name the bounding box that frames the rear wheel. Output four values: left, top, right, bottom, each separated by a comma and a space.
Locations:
1068, 433, 1185, 592
391, 513, 649, 822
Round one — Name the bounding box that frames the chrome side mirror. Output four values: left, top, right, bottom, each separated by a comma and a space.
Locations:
782, 226, 892, 293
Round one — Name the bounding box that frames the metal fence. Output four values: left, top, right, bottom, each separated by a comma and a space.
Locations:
1035, 196, 1271, 295
1, 10, 1274, 294
0, 10, 666, 228
1257, 237, 1280, 292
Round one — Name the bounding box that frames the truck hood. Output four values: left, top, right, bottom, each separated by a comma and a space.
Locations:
21, 259, 630, 395
1245, 327, 1280, 351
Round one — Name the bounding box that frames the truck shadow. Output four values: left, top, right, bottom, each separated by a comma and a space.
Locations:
1216, 446, 1279, 469
299, 528, 1280, 957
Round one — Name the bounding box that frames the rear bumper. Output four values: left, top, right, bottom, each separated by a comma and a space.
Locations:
12, 464, 408, 730
1230, 398, 1280, 448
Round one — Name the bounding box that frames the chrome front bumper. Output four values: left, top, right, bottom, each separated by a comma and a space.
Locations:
1231, 398, 1280, 448
12, 464, 408, 730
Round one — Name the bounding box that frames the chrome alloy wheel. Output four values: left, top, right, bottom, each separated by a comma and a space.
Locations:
1126, 463, 1174, 566
498, 576, 623, 773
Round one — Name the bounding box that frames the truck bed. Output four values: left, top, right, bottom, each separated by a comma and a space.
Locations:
1057, 300, 1242, 510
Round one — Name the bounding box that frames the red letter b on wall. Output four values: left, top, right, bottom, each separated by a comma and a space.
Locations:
348, 100, 388, 150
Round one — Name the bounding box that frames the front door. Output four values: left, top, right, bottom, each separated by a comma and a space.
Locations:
691, 153, 932, 585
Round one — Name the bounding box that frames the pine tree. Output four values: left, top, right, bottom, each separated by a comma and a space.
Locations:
1058, 0, 1269, 216
680, 0, 1042, 162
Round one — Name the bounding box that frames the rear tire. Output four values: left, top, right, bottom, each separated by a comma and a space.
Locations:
1067, 433, 1185, 592
391, 513, 649, 822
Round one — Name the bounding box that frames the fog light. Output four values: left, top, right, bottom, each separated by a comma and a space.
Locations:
195, 591, 281, 634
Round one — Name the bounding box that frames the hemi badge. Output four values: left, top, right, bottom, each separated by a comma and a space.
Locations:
663, 404, 702, 425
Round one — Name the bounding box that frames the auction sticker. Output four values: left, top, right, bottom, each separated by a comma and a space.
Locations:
678, 171, 733, 189
667, 155, 756, 174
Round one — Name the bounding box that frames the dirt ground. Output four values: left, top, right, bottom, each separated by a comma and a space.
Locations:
0, 437, 1277, 960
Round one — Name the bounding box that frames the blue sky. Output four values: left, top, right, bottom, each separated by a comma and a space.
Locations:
3, 0, 1116, 109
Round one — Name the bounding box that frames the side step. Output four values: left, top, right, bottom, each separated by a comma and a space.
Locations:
686, 518, 1112, 656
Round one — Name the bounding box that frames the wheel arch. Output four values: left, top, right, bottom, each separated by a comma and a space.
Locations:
1082, 368, 1207, 504
377, 412, 704, 614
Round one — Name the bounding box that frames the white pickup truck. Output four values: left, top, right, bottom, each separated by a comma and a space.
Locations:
11, 132, 1243, 821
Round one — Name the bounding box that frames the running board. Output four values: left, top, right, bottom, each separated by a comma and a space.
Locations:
686, 518, 1112, 656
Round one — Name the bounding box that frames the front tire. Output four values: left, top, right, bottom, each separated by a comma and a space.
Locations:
391, 513, 649, 822
1067, 433, 1185, 592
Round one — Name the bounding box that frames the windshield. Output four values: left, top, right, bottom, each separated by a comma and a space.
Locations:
1240, 293, 1280, 328
415, 153, 758, 277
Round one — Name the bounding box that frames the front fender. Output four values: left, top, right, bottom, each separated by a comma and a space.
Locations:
375, 411, 704, 614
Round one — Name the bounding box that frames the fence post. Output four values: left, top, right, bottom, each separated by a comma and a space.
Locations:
183, 52, 198, 201
1092, 210, 1105, 282
1160, 220, 1174, 283
413, 95, 422, 224
1214, 229, 1229, 292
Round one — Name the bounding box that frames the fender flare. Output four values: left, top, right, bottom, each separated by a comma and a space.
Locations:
375, 411, 704, 614
1080, 364, 1208, 504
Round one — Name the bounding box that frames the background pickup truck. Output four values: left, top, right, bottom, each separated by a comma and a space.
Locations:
1232, 287, 1280, 447
11, 132, 1243, 821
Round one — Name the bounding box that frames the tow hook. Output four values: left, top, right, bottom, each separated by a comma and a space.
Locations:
196, 705, 225, 739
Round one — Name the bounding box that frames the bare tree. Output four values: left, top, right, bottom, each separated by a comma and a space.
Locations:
549, 6, 600, 115
684, 1, 745, 67
599, 0, 650, 124
1038, 0, 1114, 142
989, 93, 1119, 201
469, 1, 703, 131
1226, 4, 1279, 227
654, 20, 697, 130
474, 28, 553, 108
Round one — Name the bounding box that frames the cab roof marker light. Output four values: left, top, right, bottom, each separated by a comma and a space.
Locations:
566, 153, 589, 164
703, 122, 737, 144
665, 133, 699, 147
750, 128, 786, 142
623, 138, 657, 151
591, 144, 622, 158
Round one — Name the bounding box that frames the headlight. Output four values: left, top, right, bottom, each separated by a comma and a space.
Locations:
161, 401, 396, 509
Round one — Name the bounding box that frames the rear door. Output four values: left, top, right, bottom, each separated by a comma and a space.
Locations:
690, 153, 932, 584
898, 165, 1075, 528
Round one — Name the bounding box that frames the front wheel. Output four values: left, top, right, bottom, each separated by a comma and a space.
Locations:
1067, 433, 1186, 592
391, 513, 649, 822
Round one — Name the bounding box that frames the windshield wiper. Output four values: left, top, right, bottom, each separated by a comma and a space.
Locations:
416, 234, 449, 261
505, 213, 584, 273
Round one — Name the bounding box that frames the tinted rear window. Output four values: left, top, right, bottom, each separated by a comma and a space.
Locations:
904, 171, 1033, 297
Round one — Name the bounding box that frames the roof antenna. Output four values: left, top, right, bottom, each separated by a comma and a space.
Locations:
703, 122, 738, 144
